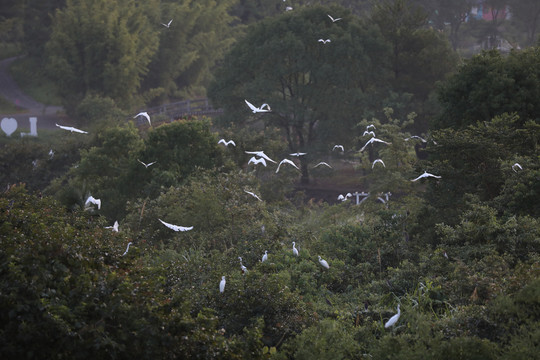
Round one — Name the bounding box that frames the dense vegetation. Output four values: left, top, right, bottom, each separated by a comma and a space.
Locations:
1, 1, 539, 359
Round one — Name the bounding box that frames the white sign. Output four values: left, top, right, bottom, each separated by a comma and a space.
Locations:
21, 117, 38, 137
1, 117, 17, 136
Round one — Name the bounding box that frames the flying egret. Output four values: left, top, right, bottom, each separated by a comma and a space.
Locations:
333, 145, 344, 152
158, 218, 193, 232
239, 257, 248, 274
318, 39, 331, 44
290, 152, 307, 157
362, 130, 376, 138
161, 19, 173, 28
48, 149, 54, 159
276, 159, 300, 173
405, 135, 427, 143
245, 150, 277, 163
105, 220, 119, 232
219, 276, 226, 293
327, 14, 342, 22
262, 250, 268, 262
55, 123, 88, 134
313, 162, 332, 169
292, 242, 299, 256
137, 159, 157, 168
384, 305, 401, 328
244, 189, 262, 201
318, 255, 330, 269
285, 6, 293, 11
85, 195, 101, 209
134, 112, 151, 126
218, 139, 236, 147
512, 163, 523, 172
337, 193, 352, 201
359, 137, 391, 152
372, 159, 386, 169
248, 156, 267, 167
366, 124, 376, 131
245, 100, 271, 113
410, 171, 441, 182
122, 242, 132, 256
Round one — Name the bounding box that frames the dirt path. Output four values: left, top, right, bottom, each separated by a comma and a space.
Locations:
0, 56, 64, 130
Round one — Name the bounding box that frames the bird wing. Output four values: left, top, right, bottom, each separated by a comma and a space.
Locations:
314, 162, 331, 168
359, 137, 374, 152
218, 139, 226, 145
410, 173, 424, 182
159, 218, 193, 231
244, 99, 258, 112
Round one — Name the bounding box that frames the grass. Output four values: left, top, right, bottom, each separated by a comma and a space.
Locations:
0, 95, 27, 114
8, 57, 62, 106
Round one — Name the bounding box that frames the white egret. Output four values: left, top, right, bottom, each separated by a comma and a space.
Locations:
337, 193, 352, 201
55, 123, 88, 134
85, 195, 101, 209
318, 255, 330, 269
244, 189, 262, 202
327, 14, 342, 22
248, 156, 267, 167
276, 159, 300, 173
218, 139, 236, 147
285, 6, 293, 11
137, 159, 157, 168
245, 150, 277, 163
262, 250, 268, 262
290, 152, 307, 157
372, 159, 385, 169
333, 145, 344, 152
384, 305, 401, 328
161, 19, 173, 28
410, 171, 441, 182
318, 39, 331, 44
134, 112, 151, 126
105, 220, 119, 232
366, 124, 376, 131
122, 242, 133, 256
313, 162, 332, 169
245, 100, 271, 113
238, 257, 248, 274
512, 163, 523, 172
48, 149, 54, 159
219, 276, 226, 293
158, 218, 193, 232
292, 242, 299, 256
359, 137, 391, 152
362, 130, 376, 138
405, 135, 427, 143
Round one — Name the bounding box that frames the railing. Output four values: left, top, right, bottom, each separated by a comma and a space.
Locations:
133, 98, 223, 126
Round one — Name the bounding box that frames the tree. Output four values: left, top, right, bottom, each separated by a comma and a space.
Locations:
433, 0, 475, 50
436, 47, 540, 130
508, 0, 540, 46
209, 5, 390, 184
45, 0, 160, 113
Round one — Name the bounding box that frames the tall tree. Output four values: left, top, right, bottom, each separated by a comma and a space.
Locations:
209, 5, 390, 184
45, 0, 160, 113
508, 0, 540, 46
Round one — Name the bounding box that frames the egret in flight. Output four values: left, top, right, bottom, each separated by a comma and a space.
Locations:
327, 14, 342, 22
134, 112, 151, 126
372, 159, 386, 168
244, 189, 262, 201
405, 135, 427, 143
362, 130, 376, 138
313, 162, 332, 169
105, 220, 119, 232
318, 255, 330, 269
245, 150, 276, 163
384, 305, 401, 328
245, 100, 271, 113
219, 276, 226, 293
359, 137, 391, 152
122, 242, 133, 256
56, 124, 88, 134
137, 159, 157, 168
318, 39, 331, 44
410, 171, 441, 182
333, 145, 344, 152
512, 163, 523, 172
161, 19, 173, 28
158, 218, 193, 232
276, 159, 300, 173
218, 139, 236, 147
290, 152, 307, 157
85, 195, 101, 209
248, 156, 267, 167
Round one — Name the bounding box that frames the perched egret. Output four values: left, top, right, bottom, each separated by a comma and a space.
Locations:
512, 163, 523, 172
134, 112, 151, 126
327, 14, 342, 22
55, 123, 88, 134
248, 156, 267, 167
122, 242, 132, 256
105, 220, 119, 232
244, 189, 262, 202
239, 257, 248, 274
262, 250, 268, 262
359, 137, 391, 152
161, 19, 173, 28
410, 171, 441, 182
137, 159, 157, 168
245, 100, 271, 113
219, 276, 226, 293
218, 139, 236, 147
318, 39, 331, 44
384, 305, 401, 328
332, 145, 344, 152
372, 159, 385, 168
318, 255, 330, 269
313, 162, 332, 169
85, 195, 101, 209
292, 242, 299, 256
276, 159, 300, 173
245, 150, 276, 163
158, 218, 193, 232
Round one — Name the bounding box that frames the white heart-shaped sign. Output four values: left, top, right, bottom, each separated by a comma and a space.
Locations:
1, 117, 18, 136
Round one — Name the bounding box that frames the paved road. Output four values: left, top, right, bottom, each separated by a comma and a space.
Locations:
0, 56, 64, 131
